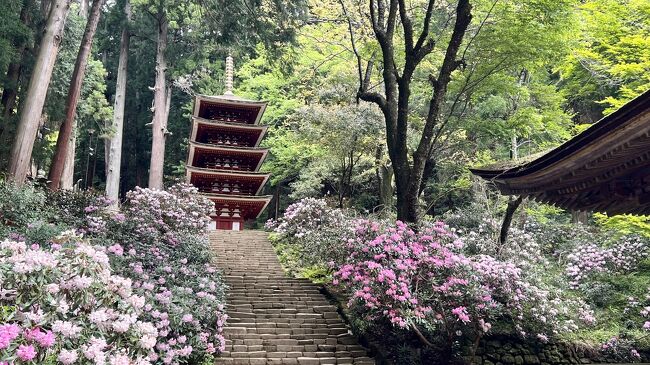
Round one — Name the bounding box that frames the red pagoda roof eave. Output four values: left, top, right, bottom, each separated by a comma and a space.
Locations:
187, 142, 268, 172
186, 165, 271, 176
193, 94, 268, 125
203, 194, 273, 219
185, 167, 271, 195
190, 117, 268, 147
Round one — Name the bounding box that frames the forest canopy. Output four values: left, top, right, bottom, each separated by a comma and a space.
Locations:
0, 0, 647, 221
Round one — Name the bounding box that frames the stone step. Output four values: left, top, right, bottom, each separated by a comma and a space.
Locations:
210, 231, 373, 364
225, 318, 343, 325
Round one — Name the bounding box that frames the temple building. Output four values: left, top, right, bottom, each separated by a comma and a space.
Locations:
186, 57, 272, 230
470, 89, 650, 215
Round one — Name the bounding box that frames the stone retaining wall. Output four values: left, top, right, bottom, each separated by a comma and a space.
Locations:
465, 336, 643, 365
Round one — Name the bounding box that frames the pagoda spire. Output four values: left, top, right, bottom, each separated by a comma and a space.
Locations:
224, 55, 234, 96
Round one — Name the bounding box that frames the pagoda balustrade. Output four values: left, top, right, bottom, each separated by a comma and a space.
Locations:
195, 156, 257, 172
198, 104, 259, 124
195, 181, 259, 196
200, 133, 256, 147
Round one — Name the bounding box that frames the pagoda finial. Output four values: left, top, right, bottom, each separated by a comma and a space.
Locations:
224, 55, 234, 96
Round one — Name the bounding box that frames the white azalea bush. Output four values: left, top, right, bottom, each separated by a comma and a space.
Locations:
0, 181, 227, 364
266, 198, 357, 268
106, 239, 227, 363
0, 232, 153, 364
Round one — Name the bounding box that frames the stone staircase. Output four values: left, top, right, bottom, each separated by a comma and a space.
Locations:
210, 230, 375, 365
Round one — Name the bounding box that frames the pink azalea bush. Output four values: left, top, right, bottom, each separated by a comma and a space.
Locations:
82, 183, 213, 246
0, 232, 153, 364
106, 241, 227, 363
332, 220, 594, 353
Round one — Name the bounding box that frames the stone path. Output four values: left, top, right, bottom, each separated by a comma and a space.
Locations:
211, 230, 375, 365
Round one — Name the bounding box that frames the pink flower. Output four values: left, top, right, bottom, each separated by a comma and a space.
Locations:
108, 244, 124, 256
181, 314, 193, 322
57, 349, 78, 365
17, 344, 37, 361
451, 306, 471, 323
0, 323, 21, 349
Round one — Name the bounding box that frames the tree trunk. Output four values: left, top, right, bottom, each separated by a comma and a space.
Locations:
105, 0, 130, 205
0, 61, 23, 163
79, 0, 89, 17
571, 211, 589, 224
357, 0, 472, 224
148, 11, 168, 190
500, 196, 523, 244
1, 62, 23, 125
8, 0, 71, 183
0, 0, 34, 164
60, 120, 76, 189
48, 0, 104, 190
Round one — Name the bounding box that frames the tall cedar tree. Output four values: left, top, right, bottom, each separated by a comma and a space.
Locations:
8, 0, 71, 183
105, 0, 131, 204
48, 0, 106, 190
148, 7, 168, 190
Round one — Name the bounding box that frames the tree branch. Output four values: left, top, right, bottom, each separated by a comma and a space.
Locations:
411, 323, 435, 348
415, 0, 473, 162
358, 91, 387, 111
460, 0, 499, 62
398, 0, 414, 54
413, 0, 436, 53
339, 0, 364, 87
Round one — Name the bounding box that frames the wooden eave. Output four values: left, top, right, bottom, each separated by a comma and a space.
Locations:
185, 166, 270, 195
187, 142, 268, 172
190, 117, 268, 147
470, 89, 650, 215
202, 193, 273, 219
192, 94, 268, 125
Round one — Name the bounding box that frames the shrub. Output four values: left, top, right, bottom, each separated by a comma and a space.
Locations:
0, 232, 153, 364
84, 184, 227, 363
266, 198, 356, 267
0, 182, 227, 364
47, 189, 103, 230
600, 336, 641, 362
332, 220, 595, 355
119, 183, 213, 246
0, 182, 49, 237
594, 213, 650, 238
566, 235, 650, 289
107, 239, 227, 363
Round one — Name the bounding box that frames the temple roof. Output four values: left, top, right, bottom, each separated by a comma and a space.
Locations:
191, 117, 268, 147
204, 193, 273, 219
186, 166, 270, 195
470, 89, 650, 215
193, 94, 267, 125
187, 142, 268, 172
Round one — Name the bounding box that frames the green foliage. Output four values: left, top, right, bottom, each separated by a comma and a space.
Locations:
0, 181, 49, 235
269, 234, 330, 283
559, 0, 650, 118
594, 213, 650, 238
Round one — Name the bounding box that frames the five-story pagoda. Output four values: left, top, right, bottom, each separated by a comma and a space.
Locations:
186, 57, 271, 230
